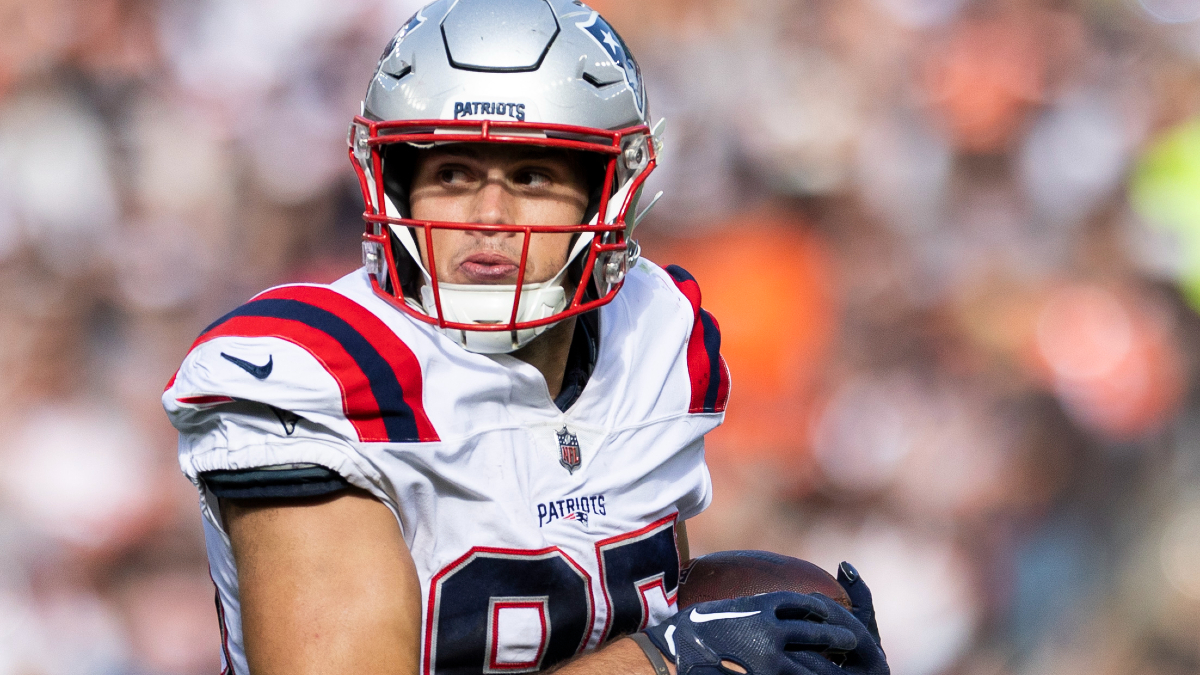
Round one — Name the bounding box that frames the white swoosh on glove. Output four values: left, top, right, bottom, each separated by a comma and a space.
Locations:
689, 609, 762, 623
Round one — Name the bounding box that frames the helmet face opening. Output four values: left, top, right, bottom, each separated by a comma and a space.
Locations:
349, 116, 656, 352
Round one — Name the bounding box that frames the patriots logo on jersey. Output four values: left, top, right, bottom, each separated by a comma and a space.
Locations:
576, 11, 644, 116
537, 494, 606, 527
557, 426, 582, 474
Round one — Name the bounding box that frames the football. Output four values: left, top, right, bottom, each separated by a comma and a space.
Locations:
677, 550, 852, 609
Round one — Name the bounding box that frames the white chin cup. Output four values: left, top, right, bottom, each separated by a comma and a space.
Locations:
420, 281, 567, 353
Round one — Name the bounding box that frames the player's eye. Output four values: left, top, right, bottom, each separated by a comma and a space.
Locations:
438, 168, 472, 186
513, 169, 552, 188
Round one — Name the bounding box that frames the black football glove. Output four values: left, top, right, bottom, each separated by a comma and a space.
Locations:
642, 591, 861, 675
783, 562, 889, 675
837, 562, 882, 649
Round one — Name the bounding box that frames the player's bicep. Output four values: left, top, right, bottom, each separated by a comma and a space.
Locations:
677, 520, 691, 565
223, 490, 421, 675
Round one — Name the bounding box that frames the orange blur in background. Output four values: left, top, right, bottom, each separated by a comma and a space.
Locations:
646, 212, 839, 465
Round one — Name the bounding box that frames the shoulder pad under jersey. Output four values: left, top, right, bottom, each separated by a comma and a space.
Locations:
164, 284, 439, 443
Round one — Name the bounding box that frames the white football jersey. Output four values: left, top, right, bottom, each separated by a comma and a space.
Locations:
163, 259, 730, 675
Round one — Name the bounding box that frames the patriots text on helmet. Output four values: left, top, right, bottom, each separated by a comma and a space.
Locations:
453, 102, 527, 122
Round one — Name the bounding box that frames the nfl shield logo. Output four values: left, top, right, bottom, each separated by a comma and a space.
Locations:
557, 426, 582, 474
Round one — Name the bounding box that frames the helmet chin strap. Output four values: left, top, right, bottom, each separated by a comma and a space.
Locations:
383, 194, 432, 283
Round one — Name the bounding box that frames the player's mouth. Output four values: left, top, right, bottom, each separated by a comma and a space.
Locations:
459, 251, 520, 283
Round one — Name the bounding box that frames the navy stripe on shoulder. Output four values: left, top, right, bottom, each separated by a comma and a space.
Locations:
698, 309, 723, 413
205, 298, 421, 443
664, 264, 696, 284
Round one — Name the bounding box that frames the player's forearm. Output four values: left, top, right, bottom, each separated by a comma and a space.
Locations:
547, 637, 675, 675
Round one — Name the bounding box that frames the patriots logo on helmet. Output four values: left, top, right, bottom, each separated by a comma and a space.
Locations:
576, 12, 644, 116
377, 8, 427, 66
396, 8, 427, 43
557, 426, 582, 474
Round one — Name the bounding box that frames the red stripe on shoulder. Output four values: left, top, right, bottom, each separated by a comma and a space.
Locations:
682, 313, 716, 413
665, 267, 702, 315
197, 315, 392, 442
254, 286, 438, 442
664, 266, 730, 414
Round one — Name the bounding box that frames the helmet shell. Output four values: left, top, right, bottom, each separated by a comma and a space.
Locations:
351, 0, 657, 354
364, 0, 648, 131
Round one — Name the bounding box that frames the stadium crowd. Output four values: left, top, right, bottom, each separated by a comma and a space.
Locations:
2, 0, 1200, 673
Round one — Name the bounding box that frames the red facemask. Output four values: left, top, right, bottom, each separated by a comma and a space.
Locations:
349, 116, 657, 353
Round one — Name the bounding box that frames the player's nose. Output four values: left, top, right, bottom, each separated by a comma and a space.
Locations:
469, 172, 516, 229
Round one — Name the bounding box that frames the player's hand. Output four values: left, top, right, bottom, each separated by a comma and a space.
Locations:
642, 592, 861, 675
782, 563, 889, 675
837, 562, 882, 649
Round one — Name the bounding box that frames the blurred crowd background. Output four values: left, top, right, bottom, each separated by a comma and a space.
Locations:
2, 0, 1200, 672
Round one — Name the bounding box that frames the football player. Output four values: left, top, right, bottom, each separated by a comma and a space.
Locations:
163, 1, 889, 675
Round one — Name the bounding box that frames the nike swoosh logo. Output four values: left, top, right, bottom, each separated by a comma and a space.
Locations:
221, 353, 273, 380
689, 609, 762, 623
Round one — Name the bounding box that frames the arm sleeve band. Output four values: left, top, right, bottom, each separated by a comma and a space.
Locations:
201, 464, 351, 500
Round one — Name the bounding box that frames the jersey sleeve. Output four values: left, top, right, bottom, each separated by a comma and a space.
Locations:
162, 284, 439, 506
620, 262, 726, 522
168, 395, 371, 497
653, 264, 726, 520
673, 434, 713, 520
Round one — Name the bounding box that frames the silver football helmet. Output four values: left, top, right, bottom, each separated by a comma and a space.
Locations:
349, 0, 662, 354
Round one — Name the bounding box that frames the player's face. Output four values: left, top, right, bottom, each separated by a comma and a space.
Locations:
409, 144, 591, 285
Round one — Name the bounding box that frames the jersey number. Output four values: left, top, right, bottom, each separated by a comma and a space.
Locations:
425, 515, 679, 675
